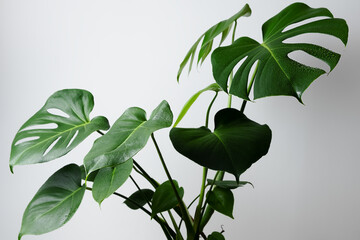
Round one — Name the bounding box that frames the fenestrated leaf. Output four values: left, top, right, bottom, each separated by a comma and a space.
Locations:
211, 2, 348, 102
151, 180, 184, 217
206, 187, 234, 219
207, 179, 253, 189
10, 89, 110, 172
92, 159, 133, 204
177, 4, 251, 81
170, 108, 272, 181
208, 231, 226, 240
18, 164, 85, 239
84, 100, 173, 174
173, 83, 222, 128
124, 189, 154, 210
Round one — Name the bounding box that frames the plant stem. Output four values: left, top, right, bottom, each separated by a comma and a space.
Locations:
168, 210, 184, 240
227, 20, 238, 108
205, 92, 218, 128
85, 187, 175, 239
133, 159, 159, 188
151, 133, 195, 239
193, 167, 208, 236
240, 62, 259, 113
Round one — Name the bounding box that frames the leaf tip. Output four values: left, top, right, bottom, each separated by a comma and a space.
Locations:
9, 165, 14, 174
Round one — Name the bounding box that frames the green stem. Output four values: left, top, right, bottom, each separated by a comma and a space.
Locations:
85, 187, 175, 239
205, 92, 218, 128
133, 159, 159, 188
240, 62, 259, 113
168, 210, 184, 240
151, 133, 195, 239
227, 20, 238, 108
193, 167, 208, 236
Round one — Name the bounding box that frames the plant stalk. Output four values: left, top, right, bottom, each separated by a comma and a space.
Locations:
151, 133, 195, 239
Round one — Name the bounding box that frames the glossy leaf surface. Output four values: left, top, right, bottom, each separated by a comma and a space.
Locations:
84, 100, 173, 174
10, 89, 109, 171
177, 4, 251, 80
207, 179, 253, 189
124, 189, 154, 210
173, 83, 221, 127
170, 108, 271, 180
19, 164, 85, 239
151, 180, 184, 217
207, 187, 234, 218
212, 2, 348, 102
92, 159, 133, 204
208, 232, 225, 240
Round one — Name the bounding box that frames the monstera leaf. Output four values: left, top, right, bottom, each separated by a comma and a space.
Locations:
84, 100, 173, 174
18, 164, 85, 239
177, 4, 251, 81
211, 2, 348, 102
10, 89, 110, 172
170, 108, 271, 181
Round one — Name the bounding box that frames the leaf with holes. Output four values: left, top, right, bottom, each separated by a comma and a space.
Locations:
177, 4, 251, 81
92, 159, 133, 204
84, 100, 173, 174
10, 89, 110, 172
211, 2, 348, 102
18, 164, 85, 239
170, 108, 271, 181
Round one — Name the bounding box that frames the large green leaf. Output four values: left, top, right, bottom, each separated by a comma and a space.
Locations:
18, 164, 85, 239
84, 100, 173, 174
207, 187, 234, 218
211, 2, 348, 102
10, 89, 110, 172
124, 189, 154, 210
92, 159, 133, 204
207, 179, 253, 189
151, 180, 184, 217
173, 83, 222, 128
170, 108, 271, 181
177, 4, 251, 81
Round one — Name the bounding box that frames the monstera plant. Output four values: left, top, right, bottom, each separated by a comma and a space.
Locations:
10, 2, 348, 240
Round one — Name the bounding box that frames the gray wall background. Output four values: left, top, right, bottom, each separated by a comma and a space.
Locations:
1, 0, 359, 239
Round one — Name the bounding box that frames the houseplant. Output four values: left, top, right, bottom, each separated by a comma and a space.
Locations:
9, 2, 348, 240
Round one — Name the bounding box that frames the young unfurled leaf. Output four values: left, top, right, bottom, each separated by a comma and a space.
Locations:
151, 180, 184, 217
207, 179, 253, 189
18, 164, 85, 239
173, 83, 222, 128
208, 231, 226, 240
170, 108, 272, 181
10, 89, 109, 172
207, 187, 234, 219
84, 100, 173, 174
124, 189, 154, 210
92, 159, 133, 204
177, 4, 251, 81
211, 2, 348, 102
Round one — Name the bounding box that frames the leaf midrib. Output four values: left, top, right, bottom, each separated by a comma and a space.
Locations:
261, 42, 290, 79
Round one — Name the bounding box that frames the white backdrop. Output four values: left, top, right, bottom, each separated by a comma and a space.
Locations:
1, 0, 359, 239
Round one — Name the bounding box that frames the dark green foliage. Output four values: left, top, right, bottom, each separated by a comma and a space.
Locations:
124, 189, 155, 210
207, 187, 234, 218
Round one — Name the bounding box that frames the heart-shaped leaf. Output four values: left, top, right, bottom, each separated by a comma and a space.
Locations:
207, 187, 234, 219
170, 108, 271, 181
10, 89, 110, 172
84, 100, 173, 174
92, 159, 133, 204
177, 4, 251, 81
208, 232, 225, 240
124, 189, 154, 210
18, 164, 85, 239
151, 180, 184, 217
211, 2, 348, 102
